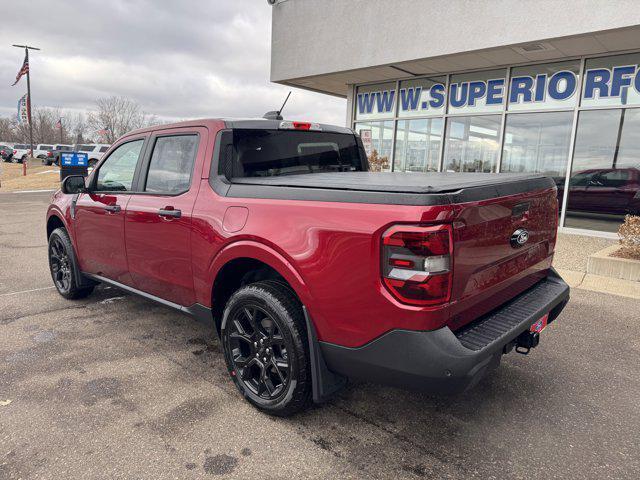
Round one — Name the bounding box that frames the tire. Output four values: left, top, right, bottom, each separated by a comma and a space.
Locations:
48, 227, 95, 300
88, 159, 98, 168
221, 280, 312, 416
11, 156, 19, 163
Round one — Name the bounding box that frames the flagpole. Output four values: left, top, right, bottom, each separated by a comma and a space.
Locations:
24, 48, 33, 176
12, 44, 40, 176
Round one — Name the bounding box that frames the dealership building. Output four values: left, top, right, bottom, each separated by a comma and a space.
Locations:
270, 0, 640, 236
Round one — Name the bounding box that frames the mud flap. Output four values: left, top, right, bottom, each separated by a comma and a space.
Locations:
303, 306, 347, 403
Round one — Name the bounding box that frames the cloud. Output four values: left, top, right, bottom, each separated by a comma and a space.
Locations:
0, 0, 346, 125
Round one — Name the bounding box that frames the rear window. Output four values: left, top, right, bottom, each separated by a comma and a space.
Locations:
39, 145, 53, 150
99, 146, 109, 152
222, 129, 366, 178
55, 145, 73, 151
14, 144, 27, 149
79, 145, 94, 152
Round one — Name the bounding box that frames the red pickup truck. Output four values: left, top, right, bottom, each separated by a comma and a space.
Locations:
46, 118, 569, 416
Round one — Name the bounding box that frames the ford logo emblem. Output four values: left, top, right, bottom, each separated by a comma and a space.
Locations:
510, 229, 529, 248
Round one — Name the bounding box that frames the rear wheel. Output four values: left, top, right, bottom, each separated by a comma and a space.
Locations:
88, 158, 98, 168
221, 280, 312, 416
48, 228, 95, 299
11, 156, 19, 163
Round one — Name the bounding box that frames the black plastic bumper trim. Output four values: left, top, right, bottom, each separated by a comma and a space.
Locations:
319, 269, 569, 394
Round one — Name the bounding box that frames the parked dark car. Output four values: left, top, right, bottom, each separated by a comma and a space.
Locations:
49, 144, 74, 166
559, 167, 640, 216
0, 145, 13, 162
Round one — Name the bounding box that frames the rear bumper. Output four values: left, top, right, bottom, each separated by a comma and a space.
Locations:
320, 268, 569, 394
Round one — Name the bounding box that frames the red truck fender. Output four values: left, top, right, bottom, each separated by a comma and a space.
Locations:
205, 239, 315, 310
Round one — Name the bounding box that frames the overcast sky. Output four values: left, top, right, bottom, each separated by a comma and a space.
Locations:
0, 0, 346, 126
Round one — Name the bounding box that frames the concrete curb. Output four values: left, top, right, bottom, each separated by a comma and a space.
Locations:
587, 244, 640, 282
555, 267, 640, 300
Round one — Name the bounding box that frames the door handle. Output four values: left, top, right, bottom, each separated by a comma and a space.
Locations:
158, 208, 182, 218
104, 204, 121, 213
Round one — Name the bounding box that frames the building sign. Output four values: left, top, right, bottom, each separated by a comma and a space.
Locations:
581, 64, 640, 107
355, 60, 640, 119
398, 77, 447, 117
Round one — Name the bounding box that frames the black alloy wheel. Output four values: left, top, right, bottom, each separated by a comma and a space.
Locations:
221, 280, 312, 416
49, 235, 72, 293
48, 228, 95, 299
227, 304, 290, 399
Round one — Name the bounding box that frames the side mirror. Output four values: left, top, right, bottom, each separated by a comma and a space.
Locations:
61, 175, 88, 194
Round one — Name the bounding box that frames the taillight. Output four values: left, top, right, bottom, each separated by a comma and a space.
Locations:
13, 150, 17, 154
381, 224, 453, 306
47, 151, 52, 157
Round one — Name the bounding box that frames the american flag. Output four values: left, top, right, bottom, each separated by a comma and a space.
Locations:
11, 53, 29, 86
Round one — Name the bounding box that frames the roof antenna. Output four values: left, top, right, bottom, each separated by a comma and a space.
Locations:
263, 91, 291, 120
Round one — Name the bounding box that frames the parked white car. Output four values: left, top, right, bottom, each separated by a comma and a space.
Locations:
34, 144, 54, 159
76, 144, 111, 167
11, 144, 32, 163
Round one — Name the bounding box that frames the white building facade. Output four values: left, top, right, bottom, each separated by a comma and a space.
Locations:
270, 0, 640, 236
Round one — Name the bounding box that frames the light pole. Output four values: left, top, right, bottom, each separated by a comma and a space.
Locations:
12, 44, 40, 176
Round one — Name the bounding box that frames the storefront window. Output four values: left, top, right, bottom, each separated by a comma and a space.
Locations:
502, 111, 573, 202
443, 115, 501, 172
398, 76, 447, 118
354, 121, 394, 172
448, 69, 506, 115
394, 118, 443, 172
564, 108, 640, 232
508, 60, 580, 111
581, 53, 640, 108
354, 82, 397, 121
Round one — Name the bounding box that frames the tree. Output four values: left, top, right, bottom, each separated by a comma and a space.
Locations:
87, 96, 156, 144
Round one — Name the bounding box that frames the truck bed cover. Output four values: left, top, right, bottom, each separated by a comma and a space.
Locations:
220, 172, 556, 206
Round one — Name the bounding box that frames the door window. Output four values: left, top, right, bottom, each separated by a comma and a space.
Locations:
95, 139, 144, 192
144, 135, 198, 194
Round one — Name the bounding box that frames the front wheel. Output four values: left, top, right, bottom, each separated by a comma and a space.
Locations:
221, 280, 312, 416
48, 228, 95, 299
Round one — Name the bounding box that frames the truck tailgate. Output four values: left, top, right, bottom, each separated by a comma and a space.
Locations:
447, 186, 559, 331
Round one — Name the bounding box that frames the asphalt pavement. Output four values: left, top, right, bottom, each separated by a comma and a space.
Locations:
1, 191, 639, 479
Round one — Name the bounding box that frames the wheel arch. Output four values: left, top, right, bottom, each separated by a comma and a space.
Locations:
208, 241, 313, 335
46, 213, 66, 239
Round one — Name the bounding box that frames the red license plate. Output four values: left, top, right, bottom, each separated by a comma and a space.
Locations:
530, 313, 549, 333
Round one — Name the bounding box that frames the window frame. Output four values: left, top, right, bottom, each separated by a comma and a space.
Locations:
88, 136, 149, 194
135, 131, 201, 197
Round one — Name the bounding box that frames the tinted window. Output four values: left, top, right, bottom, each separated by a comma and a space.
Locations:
79, 145, 94, 152
95, 140, 144, 192
39, 145, 53, 150
145, 135, 198, 193
15, 144, 27, 149
99, 146, 109, 153
228, 130, 364, 178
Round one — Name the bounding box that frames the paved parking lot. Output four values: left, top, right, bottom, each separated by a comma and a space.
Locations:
1, 191, 639, 479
